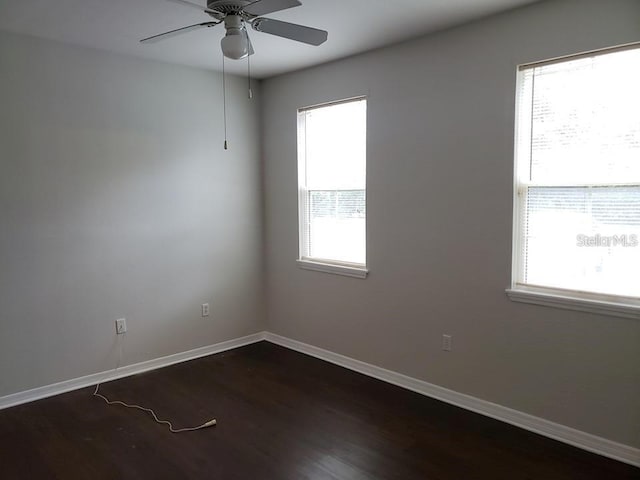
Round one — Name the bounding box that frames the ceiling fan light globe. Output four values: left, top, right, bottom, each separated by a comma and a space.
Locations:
221, 33, 249, 60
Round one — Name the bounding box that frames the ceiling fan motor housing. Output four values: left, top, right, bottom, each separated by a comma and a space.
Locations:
207, 1, 253, 15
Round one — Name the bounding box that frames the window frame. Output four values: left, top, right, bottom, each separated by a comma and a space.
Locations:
296, 96, 369, 278
508, 42, 640, 319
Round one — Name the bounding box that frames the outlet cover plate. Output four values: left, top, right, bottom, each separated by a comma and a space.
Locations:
115, 318, 127, 334
442, 334, 452, 351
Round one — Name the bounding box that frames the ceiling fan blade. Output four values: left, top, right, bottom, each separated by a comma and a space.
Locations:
165, 0, 224, 18
243, 0, 301, 16
251, 18, 327, 46
140, 22, 219, 44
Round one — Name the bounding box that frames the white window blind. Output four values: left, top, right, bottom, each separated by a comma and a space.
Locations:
513, 45, 640, 302
297, 98, 367, 268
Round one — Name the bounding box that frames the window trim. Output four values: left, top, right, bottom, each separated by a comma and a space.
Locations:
507, 43, 640, 319
296, 258, 368, 279
517, 40, 640, 71
296, 96, 368, 276
506, 286, 640, 320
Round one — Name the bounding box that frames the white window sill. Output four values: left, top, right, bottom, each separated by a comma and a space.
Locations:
296, 259, 368, 279
506, 288, 640, 320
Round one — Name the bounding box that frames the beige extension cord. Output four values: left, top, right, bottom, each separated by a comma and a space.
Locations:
93, 334, 217, 433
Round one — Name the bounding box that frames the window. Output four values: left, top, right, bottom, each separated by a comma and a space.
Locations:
297, 97, 367, 278
509, 44, 640, 318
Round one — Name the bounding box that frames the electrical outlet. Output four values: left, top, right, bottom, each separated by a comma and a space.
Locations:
115, 318, 127, 335
201, 303, 210, 317
442, 334, 452, 352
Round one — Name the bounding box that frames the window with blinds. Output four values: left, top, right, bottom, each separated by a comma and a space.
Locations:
513, 44, 640, 303
297, 97, 367, 269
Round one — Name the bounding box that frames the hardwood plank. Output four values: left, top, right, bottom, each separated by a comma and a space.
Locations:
0, 342, 637, 479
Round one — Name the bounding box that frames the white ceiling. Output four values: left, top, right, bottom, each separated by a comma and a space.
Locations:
0, 0, 539, 78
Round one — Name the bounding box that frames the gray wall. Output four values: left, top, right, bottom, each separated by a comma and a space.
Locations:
262, 0, 640, 448
0, 31, 264, 396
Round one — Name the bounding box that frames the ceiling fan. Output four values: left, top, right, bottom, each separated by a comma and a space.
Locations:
140, 0, 328, 60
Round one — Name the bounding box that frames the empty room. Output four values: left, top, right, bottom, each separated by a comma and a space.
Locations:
0, 0, 639, 478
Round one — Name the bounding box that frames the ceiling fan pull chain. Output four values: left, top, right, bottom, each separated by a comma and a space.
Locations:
247, 51, 253, 100
222, 52, 228, 150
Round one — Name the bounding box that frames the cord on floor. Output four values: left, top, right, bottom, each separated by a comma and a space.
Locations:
92, 334, 216, 433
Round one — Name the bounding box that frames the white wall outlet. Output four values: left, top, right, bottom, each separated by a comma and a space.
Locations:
442, 334, 452, 352
115, 318, 127, 335
201, 303, 210, 317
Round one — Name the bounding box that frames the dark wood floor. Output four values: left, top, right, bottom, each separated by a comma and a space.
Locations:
0, 342, 637, 479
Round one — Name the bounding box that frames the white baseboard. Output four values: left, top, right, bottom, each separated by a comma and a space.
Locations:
264, 332, 640, 467
0, 332, 266, 411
